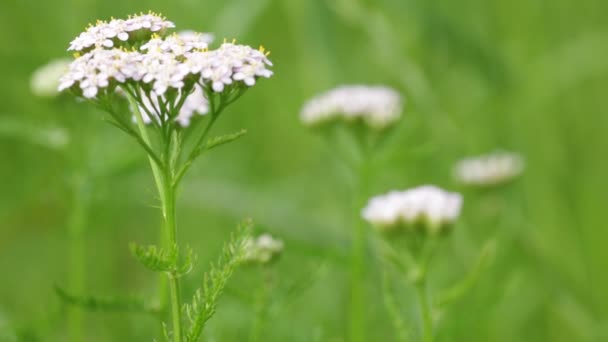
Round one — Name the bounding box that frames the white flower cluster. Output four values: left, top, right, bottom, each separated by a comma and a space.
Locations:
242, 234, 284, 264
59, 48, 143, 98
362, 185, 463, 234
30, 58, 72, 97
454, 151, 525, 187
300, 85, 403, 129
185, 42, 274, 92
68, 13, 176, 51
59, 15, 273, 104
130, 31, 212, 127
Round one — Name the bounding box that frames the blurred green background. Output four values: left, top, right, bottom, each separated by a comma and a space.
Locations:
1, 0, 608, 341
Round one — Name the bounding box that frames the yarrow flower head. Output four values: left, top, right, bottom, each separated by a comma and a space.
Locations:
242, 234, 284, 264
30, 58, 72, 97
453, 151, 525, 187
300, 85, 403, 129
59, 13, 273, 127
362, 185, 463, 235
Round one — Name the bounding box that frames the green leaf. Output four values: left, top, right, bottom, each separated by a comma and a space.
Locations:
184, 219, 253, 342
54, 286, 158, 314
436, 240, 496, 309
205, 129, 247, 151
130, 243, 178, 273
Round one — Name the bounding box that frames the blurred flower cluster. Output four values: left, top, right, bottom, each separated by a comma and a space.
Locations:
300, 85, 403, 129
362, 185, 463, 235
243, 234, 284, 264
454, 151, 525, 187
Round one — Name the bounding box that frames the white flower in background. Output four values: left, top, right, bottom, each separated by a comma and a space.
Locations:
68, 13, 175, 52
178, 30, 214, 46
362, 185, 463, 235
176, 85, 209, 126
454, 151, 525, 187
136, 85, 209, 127
301, 85, 403, 129
242, 234, 284, 264
30, 58, 72, 97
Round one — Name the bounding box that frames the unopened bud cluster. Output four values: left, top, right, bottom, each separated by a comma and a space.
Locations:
242, 234, 284, 264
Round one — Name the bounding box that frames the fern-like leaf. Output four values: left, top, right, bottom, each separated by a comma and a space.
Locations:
130, 243, 178, 273
184, 219, 253, 342
54, 286, 158, 314
205, 129, 247, 151
130, 243, 195, 277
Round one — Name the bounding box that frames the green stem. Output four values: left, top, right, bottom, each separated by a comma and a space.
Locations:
161, 143, 182, 342
416, 280, 433, 342
349, 155, 370, 342
250, 267, 271, 342
382, 270, 408, 342
67, 175, 89, 342
128, 94, 179, 337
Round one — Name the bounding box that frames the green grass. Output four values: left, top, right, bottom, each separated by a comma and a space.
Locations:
1, 0, 608, 341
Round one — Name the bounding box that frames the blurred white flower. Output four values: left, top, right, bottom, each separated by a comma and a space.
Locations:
362, 185, 463, 235
300, 85, 403, 129
177, 30, 214, 46
242, 234, 284, 264
30, 58, 72, 97
68, 13, 175, 52
454, 151, 525, 187
136, 85, 209, 127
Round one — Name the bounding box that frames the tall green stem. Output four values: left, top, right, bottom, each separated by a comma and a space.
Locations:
416, 280, 433, 342
129, 94, 181, 339
67, 175, 89, 342
349, 155, 370, 342
161, 172, 183, 342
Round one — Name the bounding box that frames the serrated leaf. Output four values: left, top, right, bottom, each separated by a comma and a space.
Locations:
130, 243, 178, 273
205, 129, 247, 151
54, 286, 158, 314
184, 219, 252, 342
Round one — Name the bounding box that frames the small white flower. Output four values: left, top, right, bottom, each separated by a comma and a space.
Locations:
59, 48, 141, 98
141, 32, 208, 57
454, 151, 525, 187
124, 13, 175, 33
68, 13, 175, 52
242, 234, 284, 264
301, 85, 403, 129
30, 58, 72, 97
178, 30, 214, 46
139, 48, 190, 95
362, 185, 463, 235
187, 43, 273, 92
